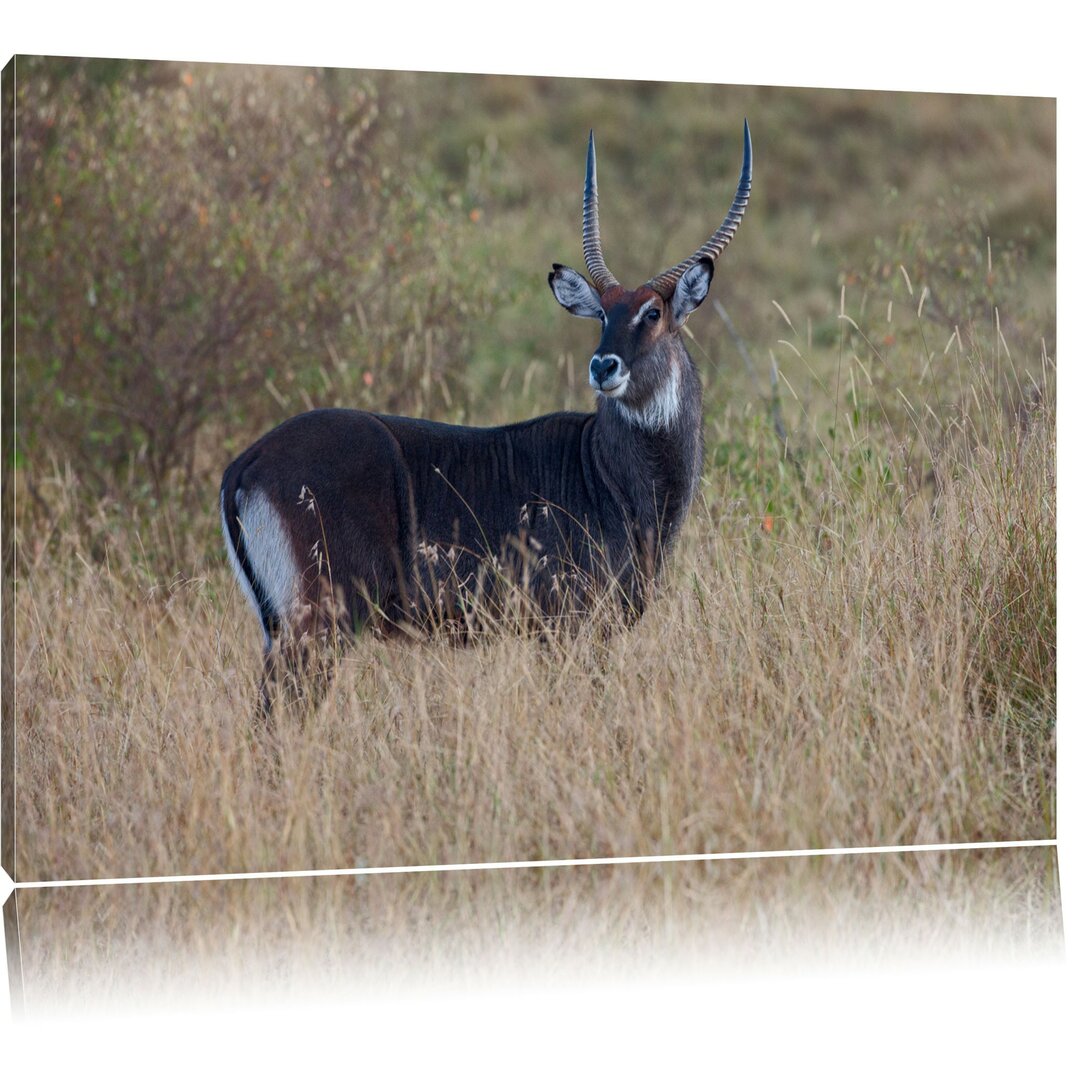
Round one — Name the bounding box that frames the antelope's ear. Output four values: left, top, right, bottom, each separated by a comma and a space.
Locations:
549, 263, 604, 320
670, 259, 714, 326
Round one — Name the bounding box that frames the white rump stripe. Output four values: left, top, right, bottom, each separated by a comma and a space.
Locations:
221, 488, 265, 643
222, 487, 302, 645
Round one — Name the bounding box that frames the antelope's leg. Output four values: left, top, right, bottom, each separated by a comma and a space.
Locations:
258, 574, 348, 721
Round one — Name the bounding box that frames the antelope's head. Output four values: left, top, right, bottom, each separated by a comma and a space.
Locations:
549, 122, 752, 428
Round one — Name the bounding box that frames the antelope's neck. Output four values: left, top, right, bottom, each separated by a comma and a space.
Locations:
591, 357, 704, 545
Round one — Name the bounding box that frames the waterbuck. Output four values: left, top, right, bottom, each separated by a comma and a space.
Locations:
221, 123, 752, 713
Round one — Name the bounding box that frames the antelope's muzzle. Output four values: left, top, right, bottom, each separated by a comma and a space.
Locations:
590, 353, 627, 394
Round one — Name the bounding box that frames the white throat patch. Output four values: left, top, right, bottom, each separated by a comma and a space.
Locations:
617, 360, 684, 432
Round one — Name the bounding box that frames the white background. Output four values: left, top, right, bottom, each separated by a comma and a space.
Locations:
2, 3, 1075, 1072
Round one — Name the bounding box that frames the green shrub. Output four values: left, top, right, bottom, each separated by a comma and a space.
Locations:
15, 60, 495, 508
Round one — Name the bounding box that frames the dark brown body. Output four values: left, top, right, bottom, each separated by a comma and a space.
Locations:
220, 388, 702, 646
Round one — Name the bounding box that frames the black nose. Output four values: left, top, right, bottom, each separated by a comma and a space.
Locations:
590, 354, 619, 384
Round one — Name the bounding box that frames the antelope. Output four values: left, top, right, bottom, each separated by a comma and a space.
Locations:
221, 123, 752, 714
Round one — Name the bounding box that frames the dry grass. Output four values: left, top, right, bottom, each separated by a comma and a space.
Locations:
12, 332, 1055, 881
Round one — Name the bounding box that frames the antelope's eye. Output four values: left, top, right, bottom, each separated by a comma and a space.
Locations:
645, 307, 661, 323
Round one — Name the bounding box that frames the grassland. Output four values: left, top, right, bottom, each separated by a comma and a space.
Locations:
6, 62, 1055, 881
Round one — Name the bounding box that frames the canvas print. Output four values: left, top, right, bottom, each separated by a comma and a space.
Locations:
3, 58, 1055, 882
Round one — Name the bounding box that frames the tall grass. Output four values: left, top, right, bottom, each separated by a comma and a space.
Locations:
13, 302, 1054, 880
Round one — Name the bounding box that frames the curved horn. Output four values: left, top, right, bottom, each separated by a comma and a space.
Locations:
582, 130, 620, 295
647, 119, 753, 299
